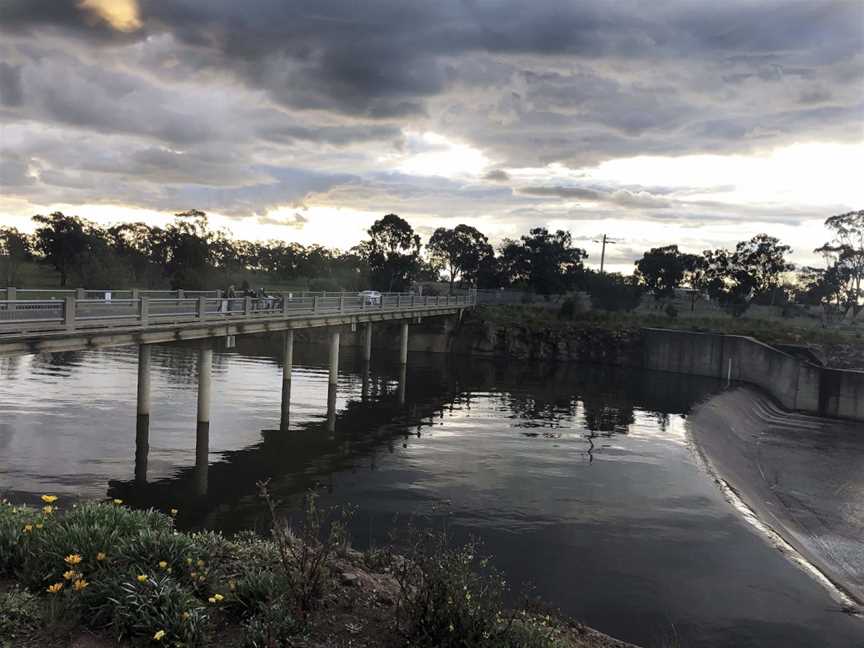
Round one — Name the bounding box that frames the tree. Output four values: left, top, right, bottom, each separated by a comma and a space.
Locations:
427, 225, 493, 294
733, 234, 793, 304
816, 210, 864, 315
356, 214, 421, 291
31, 212, 92, 286
698, 234, 792, 314
634, 245, 700, 299
0, 227, 32, 287
500, 228, 587, 294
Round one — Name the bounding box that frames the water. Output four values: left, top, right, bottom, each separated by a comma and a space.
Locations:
1, 336, 862, 648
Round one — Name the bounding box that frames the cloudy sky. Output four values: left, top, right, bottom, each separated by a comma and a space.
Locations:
0, 0, 862, 272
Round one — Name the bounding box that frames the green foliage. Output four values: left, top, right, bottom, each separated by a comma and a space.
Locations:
241, 599, 302, 648
0, 585, 41, 647
107, 574, 208, 646
356, 213, 421, 291
257, 482, 353, 620
634, 245, 700, 299
393, 526, 554, 648
499, 228, 587, 295
428, 225, 494, 293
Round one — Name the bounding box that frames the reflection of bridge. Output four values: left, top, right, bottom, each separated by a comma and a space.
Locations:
0, 289, 476, 495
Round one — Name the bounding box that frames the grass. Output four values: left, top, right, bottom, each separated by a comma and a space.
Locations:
0, 495, 606, 648
473, 304, 863, 347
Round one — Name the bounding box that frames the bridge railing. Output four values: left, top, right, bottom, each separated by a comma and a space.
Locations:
0, 292, 475, 335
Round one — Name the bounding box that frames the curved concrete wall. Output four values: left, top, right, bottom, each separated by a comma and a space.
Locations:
642, 328, 864, 422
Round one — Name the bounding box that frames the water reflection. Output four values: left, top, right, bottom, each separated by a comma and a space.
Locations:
1, 338, 862, 648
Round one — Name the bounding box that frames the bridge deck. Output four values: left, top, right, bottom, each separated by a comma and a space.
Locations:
0, 293, 474, 356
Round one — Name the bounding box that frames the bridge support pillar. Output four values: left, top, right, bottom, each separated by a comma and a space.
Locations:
137, 344, 152, 417
280, 330, 294, 431
398, 363, 407, 406
327, 382, 337, 435
329, 330, 340, 386
363, 322, 373, 363
197, 344, 213, 425
135, 344, 152, 484
399, 321, 409, 366
195, 343, 212, 495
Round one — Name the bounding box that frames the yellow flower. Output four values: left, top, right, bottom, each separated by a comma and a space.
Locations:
136, 574, 148, 583
22, 524, 33, 533
41, 495, 58, 503
42, 505, 55, 514
158, 560, 168, 570
47, 582, 63, 594
64, 554, 82, 566
207, 597, 216, 604
213, 593, 224, 602
63, 570, 80, 581
96, 552, 106, 561
196, 559, 205, 568
153, 629, 166, 641
170, 508, 178, 517
198, 575, 205, 583
186, 558, 193, 565
35, 523, 43, 529
113, 499, 123, 505
72, 579, 89, 592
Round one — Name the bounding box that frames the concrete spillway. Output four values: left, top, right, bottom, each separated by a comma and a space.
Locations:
687, 387, 864, 607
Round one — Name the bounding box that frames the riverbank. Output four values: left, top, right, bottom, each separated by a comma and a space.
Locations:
451, 306, 864, 369
0, 495, 636, 648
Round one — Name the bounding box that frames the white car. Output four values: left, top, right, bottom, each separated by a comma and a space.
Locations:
358, 290, 382, 305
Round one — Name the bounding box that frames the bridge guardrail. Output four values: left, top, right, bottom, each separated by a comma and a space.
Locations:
0, 292, 475, 335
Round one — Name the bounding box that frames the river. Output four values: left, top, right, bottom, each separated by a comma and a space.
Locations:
0, 336, 861, 647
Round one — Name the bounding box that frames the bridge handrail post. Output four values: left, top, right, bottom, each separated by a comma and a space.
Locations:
64, 297, 76, 331
313, 296, 319, 313
282, 294, 289, 315
339, 296, 345, 313
360, 296, 365, 312
6, 287, 15, 301
198, 296, 207, 321
397, 294, 401, 308
139, 296, 149, 326
177, 289, 185, 300
244, 296, 252, 316
76, 287, 86, 300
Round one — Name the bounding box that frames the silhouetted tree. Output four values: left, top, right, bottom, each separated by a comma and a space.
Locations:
31, 212, 93, 286
0, 227, 32, 287
500, 228, 587, 294
356, 214, 421, 291
816, 210, 864, 314
634, 245, 701, 299
427, 224, 493, 294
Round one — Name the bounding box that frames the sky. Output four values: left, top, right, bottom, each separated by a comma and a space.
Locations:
0, 1, 862, 273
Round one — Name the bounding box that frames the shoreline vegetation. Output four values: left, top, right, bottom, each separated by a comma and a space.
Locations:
0, 488, 637, 648
451, 306, 864, 370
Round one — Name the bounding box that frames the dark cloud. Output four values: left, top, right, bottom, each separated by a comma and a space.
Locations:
483, 169, 510, 182
0, 63, 23, 107
0, 0, 859, 240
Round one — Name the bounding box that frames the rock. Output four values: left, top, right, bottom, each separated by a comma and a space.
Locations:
340, 572, 360, 586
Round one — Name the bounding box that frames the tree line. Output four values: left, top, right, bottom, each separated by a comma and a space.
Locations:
0, 209, 862, 315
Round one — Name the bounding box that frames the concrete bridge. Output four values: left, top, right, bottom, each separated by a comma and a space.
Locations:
0, 289, 476, 492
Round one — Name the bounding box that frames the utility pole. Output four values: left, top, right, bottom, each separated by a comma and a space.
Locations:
593, 234, 619, 274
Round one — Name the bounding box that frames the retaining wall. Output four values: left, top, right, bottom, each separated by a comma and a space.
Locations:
642, 328, 864, 422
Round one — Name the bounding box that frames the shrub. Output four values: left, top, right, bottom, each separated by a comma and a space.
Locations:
257, 481, 353, 620
393, 525, 553, 648
241, 598, 302, 648
106, 574, 208, 645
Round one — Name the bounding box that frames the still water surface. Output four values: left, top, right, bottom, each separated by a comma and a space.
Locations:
1, 337, 861, 648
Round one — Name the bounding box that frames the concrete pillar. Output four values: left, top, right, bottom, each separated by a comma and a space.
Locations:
195, 422, 209, 497
137, 344, 152, 417
197, 344, 213, 425
329, 330, 340, 386
326, 382, 337, 435
280, 330, 294, 431
398, 362, 407, 406
363, 322, 373, 363
399, 321, 409, 366
135, 414, 149, 485
361, 359, 370, 402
